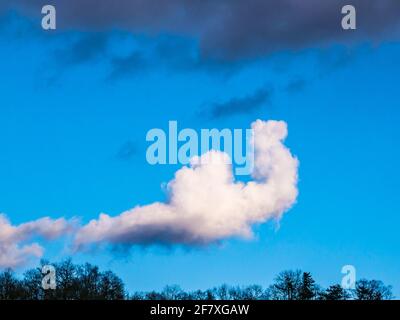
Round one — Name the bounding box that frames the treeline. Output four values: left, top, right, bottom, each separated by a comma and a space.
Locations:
0, 260, 125, 300
0, 260, 394, 300
131, 271, 393, 301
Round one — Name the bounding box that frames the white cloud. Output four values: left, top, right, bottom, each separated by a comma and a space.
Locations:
0, 215, 73, 268
0, 119, 299, 265
74, 119, 299, 249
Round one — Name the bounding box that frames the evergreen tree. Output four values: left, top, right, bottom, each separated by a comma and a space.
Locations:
299, 272, 317, 300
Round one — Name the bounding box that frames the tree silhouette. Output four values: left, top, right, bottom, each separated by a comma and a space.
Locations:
354, 279, 393, 300
269, 270, 302, 300
0, 269, 23, 300
54, 259, 79, 299
215, 284, 229, 300
77, 263, 101, 299
161, 285, 187, 300
320, 284, 350, 300
299, 272, 317, 300
21, 267, 45, 300
98, 270, 125, 300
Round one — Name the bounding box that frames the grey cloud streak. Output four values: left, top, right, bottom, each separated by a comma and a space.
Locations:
203, 86, 273, 119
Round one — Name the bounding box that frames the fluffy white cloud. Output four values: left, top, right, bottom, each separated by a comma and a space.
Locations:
0, 215, 73, 268
74, 120, 299, 249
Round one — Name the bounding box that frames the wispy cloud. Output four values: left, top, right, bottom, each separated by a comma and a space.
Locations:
285, 79, 307, 94
0, 215, 75, 268
55, 33, 110, 66
116, 141, 138, 161
202, 86, 273, 119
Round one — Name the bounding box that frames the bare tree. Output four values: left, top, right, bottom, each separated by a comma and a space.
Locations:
354, 279, 393, 300
320, 284, 350, 300
269, 270, 302, 300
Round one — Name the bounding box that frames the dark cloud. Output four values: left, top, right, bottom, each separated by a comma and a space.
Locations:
203, 86, 272, 119
107, 37, 243, 80
153, 37, 244, 74
4, 0, 400, 60
107, 225, 211, 248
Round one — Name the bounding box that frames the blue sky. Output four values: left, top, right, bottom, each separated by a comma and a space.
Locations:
0, 4, 399, 296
